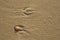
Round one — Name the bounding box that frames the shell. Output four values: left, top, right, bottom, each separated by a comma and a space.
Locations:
14, 25, 24, 32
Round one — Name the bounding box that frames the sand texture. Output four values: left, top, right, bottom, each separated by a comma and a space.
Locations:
0, 0, 60, 40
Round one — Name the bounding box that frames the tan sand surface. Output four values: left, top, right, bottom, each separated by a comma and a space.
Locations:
0, 0, 60, 40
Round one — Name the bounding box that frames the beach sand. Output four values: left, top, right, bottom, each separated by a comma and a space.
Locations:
0, 0, 60, 40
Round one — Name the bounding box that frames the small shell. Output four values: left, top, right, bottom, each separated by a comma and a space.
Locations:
14, 25, 24, 32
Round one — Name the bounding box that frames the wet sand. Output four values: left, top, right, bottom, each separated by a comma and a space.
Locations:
0, 0, 60, 40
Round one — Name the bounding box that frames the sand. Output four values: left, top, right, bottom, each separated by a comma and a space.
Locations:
0, 0, 60, 40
